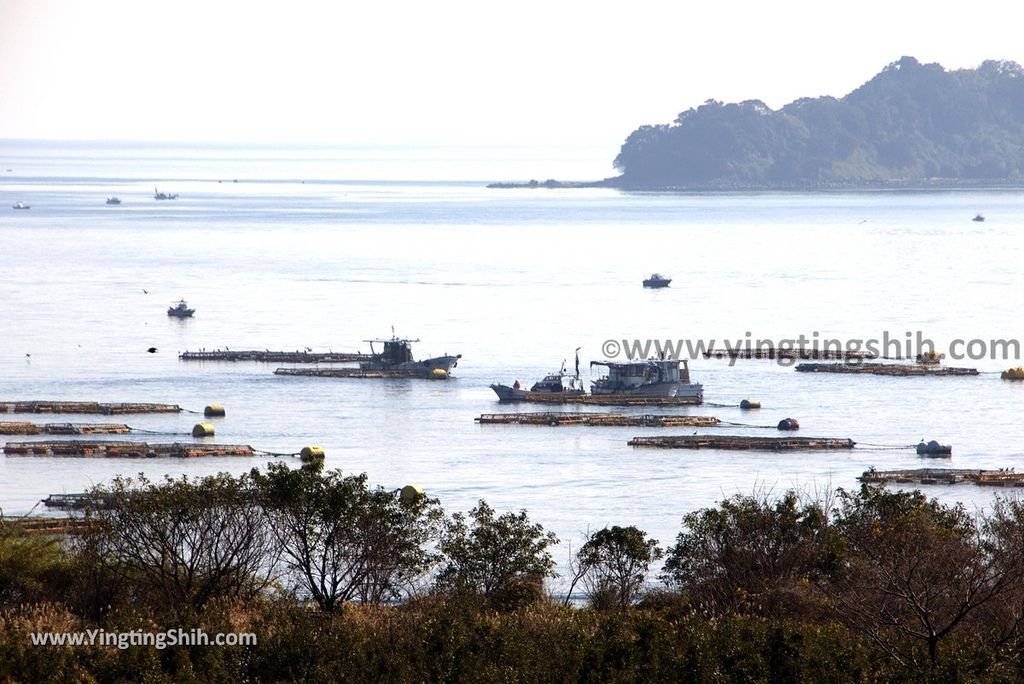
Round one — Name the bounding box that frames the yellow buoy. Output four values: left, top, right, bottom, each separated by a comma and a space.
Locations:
430, 368, 449, 379
399, 484, 424, 504
204, 404, 226, 417
740, 399, 761, 409
300, 445, 326, 462
192, 423, 215, 437
1002, 367, 1024, 380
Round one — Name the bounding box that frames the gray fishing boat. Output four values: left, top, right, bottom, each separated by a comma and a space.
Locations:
591, 359, 702, 399
643, 273, 671, 288
491, 352, 586, 401
361, 336, 461, 378
167, 299, 195, 318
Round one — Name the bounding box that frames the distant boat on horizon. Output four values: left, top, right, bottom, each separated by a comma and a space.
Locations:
12, 201, 30, 210
973, 213, 985, 222
643, 273, 671, 288
154, 187, 178, 200
106, 197, 121, 205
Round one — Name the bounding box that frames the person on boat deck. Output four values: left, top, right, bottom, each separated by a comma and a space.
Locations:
513, 380, 521, 389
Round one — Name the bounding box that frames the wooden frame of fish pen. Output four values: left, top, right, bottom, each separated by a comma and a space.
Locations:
858, 468, 1024, 487
3, 441, 254, 458
704, 348, 876, 361
273, 368, 438, 379
795, 363, 978, 376
627, 435, 855, 450
180, 350, 371, 363
476, 413, 721, 427
0, 401, 182, 415
1, 422, 132, 435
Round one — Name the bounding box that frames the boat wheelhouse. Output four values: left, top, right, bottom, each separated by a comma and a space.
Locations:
590, 359, 702, 399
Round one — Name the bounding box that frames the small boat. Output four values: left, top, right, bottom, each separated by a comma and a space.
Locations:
167, 299, 195, 318
491, 353, 586, 401
12, 201, 30, 210
360, 335, 461, 378
643, 273, 671, 288
106, 197, 122, 205
972, 214, 985, 222
154, 187, 179, 200
591, 359, 703, 399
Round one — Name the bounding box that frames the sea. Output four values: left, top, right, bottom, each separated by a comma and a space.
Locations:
2, 139, 1023, 578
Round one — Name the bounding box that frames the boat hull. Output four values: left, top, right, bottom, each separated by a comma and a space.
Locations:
490, 384, 586, 402
360, 354, 460, 375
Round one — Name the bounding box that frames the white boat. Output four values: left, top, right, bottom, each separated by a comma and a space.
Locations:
12, 202, 30, 210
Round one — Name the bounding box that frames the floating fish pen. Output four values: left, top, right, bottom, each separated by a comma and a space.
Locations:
859, 468, 985, 485
180, 350, 372, 363
42, 493, 113, 510
628, 435, 855, 450
274, 367, 443, 379
858, 468, 1024, 487
3, 441, 254, 458
492, 393, 702, 406
704, 347, 876, 361
476, 412, 722, 427
0, 401, 182, 415
9, 517, 92, 536
0, 421, 132, 436
795, 363, 979, 376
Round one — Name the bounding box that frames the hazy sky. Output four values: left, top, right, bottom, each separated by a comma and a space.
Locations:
1, 0, 1021, 150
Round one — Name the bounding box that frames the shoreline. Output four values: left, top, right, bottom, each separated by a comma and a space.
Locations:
488, 176, 1024, 192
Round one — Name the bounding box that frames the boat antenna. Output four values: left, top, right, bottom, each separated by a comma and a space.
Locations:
575, 347, 581, 379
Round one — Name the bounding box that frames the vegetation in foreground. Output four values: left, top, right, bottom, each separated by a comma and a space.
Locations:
3, 461, 1024, 682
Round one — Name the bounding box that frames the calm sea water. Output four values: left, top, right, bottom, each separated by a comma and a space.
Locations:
2, 140, 1024, 576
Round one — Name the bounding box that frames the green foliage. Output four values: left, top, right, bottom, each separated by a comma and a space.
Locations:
435, 500, 558, 608
250, 460, 443, 611
0, 517, 71, 607
662, 491, 837, 616
570, 525, 662, 609
614, 57, 1024, 187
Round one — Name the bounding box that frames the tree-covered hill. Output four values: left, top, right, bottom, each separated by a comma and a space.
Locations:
612, 57, 1024, 189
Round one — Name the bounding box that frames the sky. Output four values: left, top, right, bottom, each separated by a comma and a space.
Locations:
1, 0, 1022, 151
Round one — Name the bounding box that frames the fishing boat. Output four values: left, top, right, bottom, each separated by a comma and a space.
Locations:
106, 197, 121, 205
167, 299, 195, 318
643, 273, 671, 288
591, 359, 702, 399
12, 201, 29, 210
360, 336, 461, 378
154, 188, 179, 200
491, 352, 586, 401
972, 213, 985, 222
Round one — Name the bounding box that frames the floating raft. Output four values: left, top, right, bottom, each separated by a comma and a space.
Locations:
274, 367, 440, 379
476, 412, 721, 427
493, 393, 702, 406
180, 350, 371, 363
42, 493, 113, 510
1, 421, 132, 436
795, 363, 979, 376
3, 441, 254, 458
0, 401, 182, 415
859, 468, 1024, 487
704, 347, 876, 361
9, 517, 92, 536
628, 435, 855, 450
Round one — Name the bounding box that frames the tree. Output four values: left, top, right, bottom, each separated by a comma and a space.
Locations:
435, 500, 558, 608
84, 472, 279, 616
252, 461, 442, 612
662, 490, 836, 616
821, 485, 1021, 668
566, 526, 662, 610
